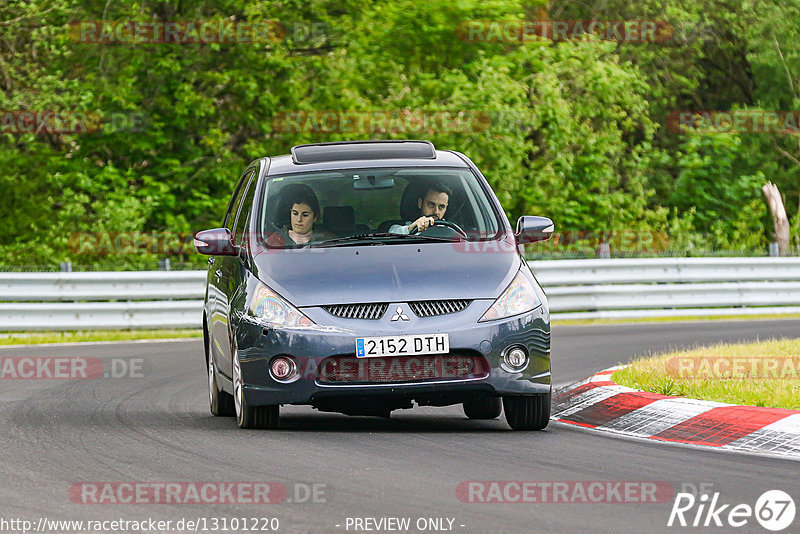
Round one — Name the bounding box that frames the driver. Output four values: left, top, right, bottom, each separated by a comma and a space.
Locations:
390, 182, 451, 234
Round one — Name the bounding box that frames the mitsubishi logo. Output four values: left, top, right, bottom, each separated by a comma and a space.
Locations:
390, 306, 410, 322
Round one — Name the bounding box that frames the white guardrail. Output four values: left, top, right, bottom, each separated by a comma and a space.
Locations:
1, 258, 800, 330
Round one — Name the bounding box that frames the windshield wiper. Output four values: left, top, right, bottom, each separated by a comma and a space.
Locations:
312, 233, 394, 247
311, 233, 459, 248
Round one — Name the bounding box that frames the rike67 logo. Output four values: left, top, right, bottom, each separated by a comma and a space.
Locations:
668, 485, 796, 531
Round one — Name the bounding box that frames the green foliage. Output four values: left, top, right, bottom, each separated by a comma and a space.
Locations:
1, 0, 798, 266
671, 132, 767, 249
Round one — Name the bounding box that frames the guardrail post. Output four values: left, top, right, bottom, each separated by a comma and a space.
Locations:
158, 258, 171, 271
59, 261, 72, 272
596, 243, 611, 259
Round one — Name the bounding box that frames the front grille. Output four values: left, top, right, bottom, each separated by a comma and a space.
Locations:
318, 353, 489, 384
408, 299, 471, 317
323, 303, 388, 320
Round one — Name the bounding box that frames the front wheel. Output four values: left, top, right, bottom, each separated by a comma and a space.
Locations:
208, 355, 235, 417
463, 397, 502, 420
503, 393, 550, 431
208, 333, 235, 417
233, 344, 279, 429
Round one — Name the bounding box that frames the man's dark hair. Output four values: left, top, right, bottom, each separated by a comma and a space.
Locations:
419, 181, 452, 200
286, 185, 320, 217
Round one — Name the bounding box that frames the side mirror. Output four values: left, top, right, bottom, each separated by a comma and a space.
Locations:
194, 228, 239, 256
515, 216, 554, 244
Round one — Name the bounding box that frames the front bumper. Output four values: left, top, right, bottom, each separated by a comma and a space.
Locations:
232, 301, 551, 407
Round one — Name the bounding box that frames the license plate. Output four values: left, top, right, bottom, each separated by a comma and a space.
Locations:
355, 334, 450, 358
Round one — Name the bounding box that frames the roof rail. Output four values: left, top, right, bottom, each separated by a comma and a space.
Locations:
291, 140, 436, 164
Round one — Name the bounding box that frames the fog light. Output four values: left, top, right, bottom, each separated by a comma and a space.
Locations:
270, 357, 297, 381
503, 346, 528, 372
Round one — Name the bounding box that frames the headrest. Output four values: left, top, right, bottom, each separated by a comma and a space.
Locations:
323, 205, 355, 235
400, 181, 429, 221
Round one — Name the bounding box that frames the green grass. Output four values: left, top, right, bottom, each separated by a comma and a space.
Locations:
0, 329, 202, 345
612, 339, 800, 410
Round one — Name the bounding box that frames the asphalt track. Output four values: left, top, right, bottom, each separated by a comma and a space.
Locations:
1, 319, 799, 534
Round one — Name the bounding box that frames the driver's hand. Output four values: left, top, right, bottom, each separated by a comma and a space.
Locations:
410, 216, 436, 232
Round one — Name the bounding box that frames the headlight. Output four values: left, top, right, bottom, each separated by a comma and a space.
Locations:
248, 282, 315, 328
479, 270, 541, 322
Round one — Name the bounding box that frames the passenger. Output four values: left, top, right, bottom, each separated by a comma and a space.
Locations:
390, 182, 451, 234
267, 187, 333, 246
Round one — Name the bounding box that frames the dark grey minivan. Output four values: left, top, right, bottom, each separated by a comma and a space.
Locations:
195, 140, 553, 430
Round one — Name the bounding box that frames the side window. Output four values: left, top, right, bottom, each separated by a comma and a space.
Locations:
233, 174, 258, 245
223, 169, 255, 230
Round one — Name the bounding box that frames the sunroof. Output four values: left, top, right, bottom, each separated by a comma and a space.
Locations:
291, 140, 436, 164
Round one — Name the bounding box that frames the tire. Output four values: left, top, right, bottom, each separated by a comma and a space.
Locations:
462, 397, 502, 420
207, 334, 235, 417
233, 344, 279, 429
208, 356, 236, 417
503, 393, 551, 431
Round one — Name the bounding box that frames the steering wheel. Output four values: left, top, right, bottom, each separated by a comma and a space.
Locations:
411, 219, 468, 239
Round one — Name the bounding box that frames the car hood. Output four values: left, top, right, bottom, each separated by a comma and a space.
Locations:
251, 240, 521, 307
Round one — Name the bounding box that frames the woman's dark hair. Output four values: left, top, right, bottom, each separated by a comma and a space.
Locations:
285, 184, 320, 217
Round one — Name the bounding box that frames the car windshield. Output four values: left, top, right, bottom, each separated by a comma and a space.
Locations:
257, 167, 501, 248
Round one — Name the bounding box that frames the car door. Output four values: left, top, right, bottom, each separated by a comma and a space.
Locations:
211, 167, 256, 380
214, 167, 257, 378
